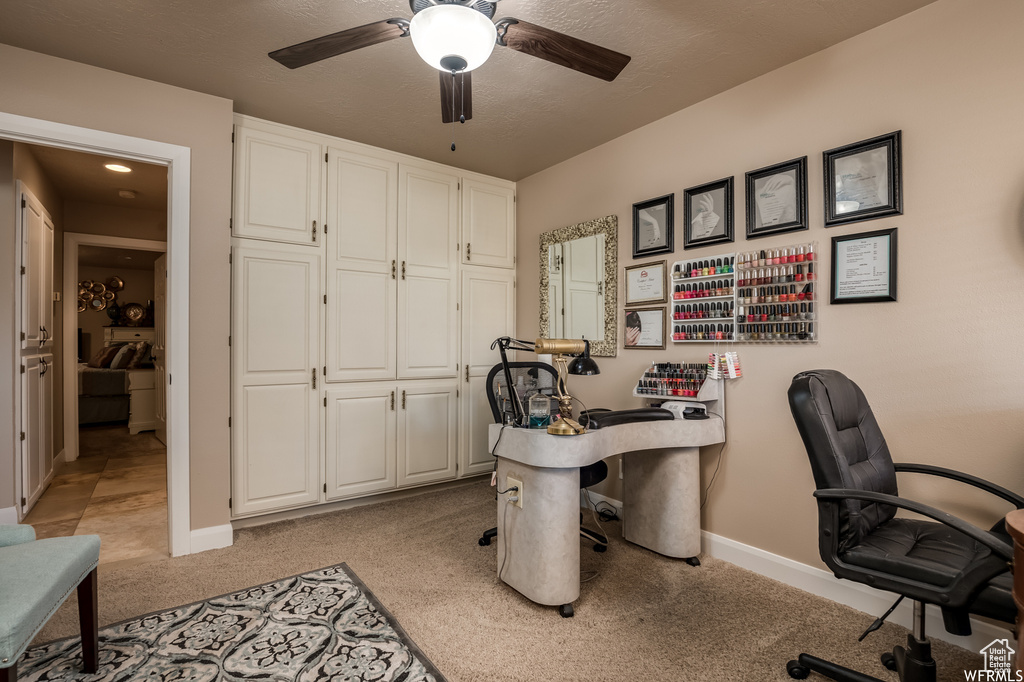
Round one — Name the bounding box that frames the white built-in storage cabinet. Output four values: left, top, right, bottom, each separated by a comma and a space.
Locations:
18, 182, 55, 516
230, 116, 515, 518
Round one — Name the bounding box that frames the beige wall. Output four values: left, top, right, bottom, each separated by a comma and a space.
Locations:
516, 0, 1024, 567
65, 201, 167, 242
0, 44, 233, 531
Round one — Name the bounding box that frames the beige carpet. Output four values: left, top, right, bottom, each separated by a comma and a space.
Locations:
37, 479, 987, 681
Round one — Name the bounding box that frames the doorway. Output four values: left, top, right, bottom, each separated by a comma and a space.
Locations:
0, 111, 192, 556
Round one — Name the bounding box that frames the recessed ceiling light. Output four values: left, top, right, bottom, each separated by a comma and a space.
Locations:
105, 163, 132, 173
118, 190, 137, 199
124, 256, 133, 260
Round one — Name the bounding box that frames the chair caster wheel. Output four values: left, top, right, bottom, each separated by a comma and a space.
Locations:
478, 537, 491, 546
881, 652, 897, 671
559, 604, 574, 618
786, 660, 809, 679
685, 557, 701, 567
593, 544, 607, 552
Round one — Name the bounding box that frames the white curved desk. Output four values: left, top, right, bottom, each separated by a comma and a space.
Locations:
487, 415, 725, 614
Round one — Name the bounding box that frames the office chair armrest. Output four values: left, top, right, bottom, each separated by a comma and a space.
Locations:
814, 488, 1014, 561
893, 463, 1024, 509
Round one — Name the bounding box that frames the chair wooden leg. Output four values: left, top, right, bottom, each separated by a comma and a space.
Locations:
1, 663, 16, 682
77, 568, 99, 673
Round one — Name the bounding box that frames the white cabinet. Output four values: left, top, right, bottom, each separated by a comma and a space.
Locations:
127, 369, 158, 435
459, 266, 515, 476
232, 125, 323, 246
19, 183, 54, 351
397, 163, 460, 379
230, 241, 322, 516
21, 355, 54, 513
461, 178, 515, 269
397, 380, 458, 486
325, 384, 397, 500
325, 148, 398, 382
104, 327, 154, 344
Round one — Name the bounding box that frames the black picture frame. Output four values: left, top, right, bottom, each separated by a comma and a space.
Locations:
830, 228, 898, 304
683, 177, 734, 250
745, 156, 808, 239
623, 307, 667, 350
632, 194, 674, 258
823, 131, 902, 227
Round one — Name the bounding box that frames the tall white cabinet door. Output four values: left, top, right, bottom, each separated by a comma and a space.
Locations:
231, 242, 321, 516
461, 178, 515, 269
233, 126, 323, 246
459, 266, 515, 476
40, 214, 54, 349
325, 149, 398, 382
397, 381, 458, 486
20, 355, 53, 514
325, 384, 397, 500
397, 165, 459, 379
19, 185, 47, 351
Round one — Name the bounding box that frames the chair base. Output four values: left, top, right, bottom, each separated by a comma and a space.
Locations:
787, 634, 935, 682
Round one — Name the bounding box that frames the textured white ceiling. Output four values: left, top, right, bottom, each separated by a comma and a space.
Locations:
0, 0, 936, 180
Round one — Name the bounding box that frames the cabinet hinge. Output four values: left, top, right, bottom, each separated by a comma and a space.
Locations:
20, 363, 25, 373
231, 131, 235, 143
20, 431, 25, 441
21, 496, 27, 507
325, 152, 328, 163
514, 256, 517, 265
323, 366, 326, 376
324, 294, 327, 304
324, 396, 327, 407
228, 335, 232, 347
21, 197, 26, 208
323, 483, 327, 493
20, 266, 25, 275
229, 218, 233, 230
169, 374, 172, 385
323, 224, 328, 234
457, 389, 460, 398
229, 497, 232, 509
228, 417, 231, 427
456, 303, 459, 311
229, 253, 233, 264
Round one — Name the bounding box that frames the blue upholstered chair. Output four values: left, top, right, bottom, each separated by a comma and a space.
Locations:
0, 525, 101, 681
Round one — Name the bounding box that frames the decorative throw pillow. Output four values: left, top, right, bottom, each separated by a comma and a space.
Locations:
87, 344, 123, 368
109, 343, 136, 370
127, 341, 152, 369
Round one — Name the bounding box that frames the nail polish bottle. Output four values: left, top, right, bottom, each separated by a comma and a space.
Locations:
805, 283, 814, 301
691, 262, 700, 278
796, 245, 806, 263
806, 244, 814, 262
807, 302, 814, 319
759, 250, 767, 267
726, 256, 734, 274
807, 262, 815, 281
715, 258, 722, 274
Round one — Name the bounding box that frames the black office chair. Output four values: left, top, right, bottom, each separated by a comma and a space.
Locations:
786, 369, 1023, 682
477, 361, 609, 551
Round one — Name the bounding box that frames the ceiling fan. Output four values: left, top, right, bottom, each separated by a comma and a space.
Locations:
269, 0, 631, 130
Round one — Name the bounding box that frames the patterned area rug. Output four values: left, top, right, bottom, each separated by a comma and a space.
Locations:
19, 563, 446, 682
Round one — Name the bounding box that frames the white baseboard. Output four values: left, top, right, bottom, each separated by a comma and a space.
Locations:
190, 524, 234, 553
581, 492, 1005, 652
0, 506, 18, 524
581, 489, 623, 520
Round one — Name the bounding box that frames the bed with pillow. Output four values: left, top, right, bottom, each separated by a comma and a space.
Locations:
78, 339, 153, 425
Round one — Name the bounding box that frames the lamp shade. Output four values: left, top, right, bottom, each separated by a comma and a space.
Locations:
409, 4, 497, 72
568, 355, 600, 376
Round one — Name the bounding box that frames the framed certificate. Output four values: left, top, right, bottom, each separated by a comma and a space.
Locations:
830, 228, 898, 304
683, 177, 734, 249
824, 131, 902, 227
623, 307, 666, 350
624, 260, 667, 305
745, 157, 808, 239
632, 194, 674, 258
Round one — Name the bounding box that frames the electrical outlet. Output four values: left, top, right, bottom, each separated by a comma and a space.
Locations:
507, 476, 523, 508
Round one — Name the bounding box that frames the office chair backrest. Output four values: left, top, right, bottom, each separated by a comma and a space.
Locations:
485, 362, 558, 423
788, 370, 898, 553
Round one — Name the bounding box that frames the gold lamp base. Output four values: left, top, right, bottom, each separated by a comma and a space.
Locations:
547, 416, 585, 436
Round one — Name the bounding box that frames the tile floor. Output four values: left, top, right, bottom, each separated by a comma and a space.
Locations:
23, 424, 169, 566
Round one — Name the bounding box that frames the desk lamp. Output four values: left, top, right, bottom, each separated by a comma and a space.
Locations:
491, 337, 600, 435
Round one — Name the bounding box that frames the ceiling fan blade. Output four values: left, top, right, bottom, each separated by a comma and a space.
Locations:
269, 19, 409, 69
440, 71, 473, 124
497, 18, 630, 82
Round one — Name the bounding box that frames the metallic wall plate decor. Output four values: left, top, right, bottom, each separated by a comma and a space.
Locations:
106, 276, 124, 291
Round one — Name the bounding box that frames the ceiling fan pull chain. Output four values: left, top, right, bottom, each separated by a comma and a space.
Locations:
460, 69, 466, 124
450, 69, 458, 151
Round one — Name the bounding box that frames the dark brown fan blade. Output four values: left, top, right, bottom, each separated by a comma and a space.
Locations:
440, 71, 473, 124
269, 19, 409, 69
498, 18, 630, 82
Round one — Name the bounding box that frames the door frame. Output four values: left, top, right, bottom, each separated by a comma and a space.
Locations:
0, 111, 191, 557
63, 232, 167, 460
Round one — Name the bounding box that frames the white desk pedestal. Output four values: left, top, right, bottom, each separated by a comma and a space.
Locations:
496, 459, 581, 606
623, 447, 701, 558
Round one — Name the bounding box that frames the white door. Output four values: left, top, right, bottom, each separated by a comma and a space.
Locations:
231, 242, 321, 516
19, 184, 47, 351
40, 214, 54, 349
461, 178, 515, 268
397, 164, 459, 379
398, 380, 458, 486
459, 266, 515, 476
153, 254, 167, 445
21, 355, 53, 514
325, 383, 397, 500
325, 148, 398, 382
562, 234, 606, 342
232, 126, 323, 246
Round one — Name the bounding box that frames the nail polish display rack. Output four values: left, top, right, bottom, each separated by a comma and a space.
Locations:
670, 241, 818, 344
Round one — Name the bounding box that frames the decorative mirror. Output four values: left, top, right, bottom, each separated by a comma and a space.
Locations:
539, 215, 618, 357
88, 297, 107, 311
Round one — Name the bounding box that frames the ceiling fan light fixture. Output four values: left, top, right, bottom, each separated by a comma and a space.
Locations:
409, 4, 496, 72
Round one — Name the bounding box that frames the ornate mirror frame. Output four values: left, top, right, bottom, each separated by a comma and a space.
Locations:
539, 215, 618, 357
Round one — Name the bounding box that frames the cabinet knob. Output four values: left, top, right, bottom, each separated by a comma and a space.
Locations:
311, 368, 317, 389
402, 390, 406, 409
312, 220, 318, 243
391, 260, 396, 280
466, 243, 471, 261
390, 391, 395, 411
401, 261, 406, 280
